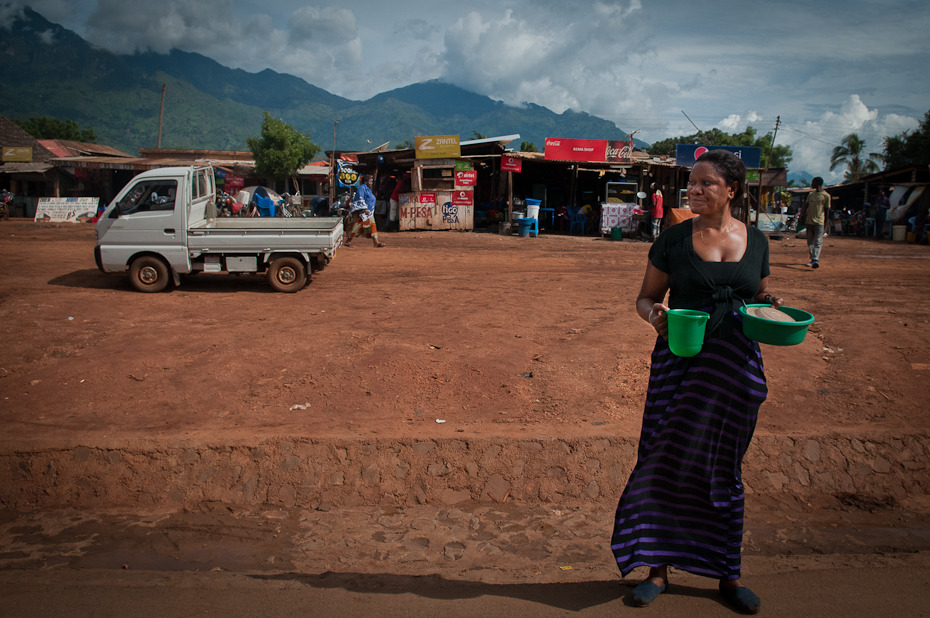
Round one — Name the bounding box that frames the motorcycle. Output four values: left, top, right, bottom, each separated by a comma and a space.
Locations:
216, 190, 248, 217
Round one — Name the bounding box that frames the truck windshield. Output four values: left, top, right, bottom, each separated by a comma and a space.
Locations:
116, 180, 178, 215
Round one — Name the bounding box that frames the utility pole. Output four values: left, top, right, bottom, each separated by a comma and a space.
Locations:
329, 120, 338, 209
626, 129, 639, 164
764, 115, 781, 169
157, 84, 166, 149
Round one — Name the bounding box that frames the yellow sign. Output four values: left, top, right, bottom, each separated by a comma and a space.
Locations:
2, 147, 33, 162
415, 135, 460, 159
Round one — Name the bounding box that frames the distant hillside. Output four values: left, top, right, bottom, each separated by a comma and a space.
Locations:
0, 5, 645, 155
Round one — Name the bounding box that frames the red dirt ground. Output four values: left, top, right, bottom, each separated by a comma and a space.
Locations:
1, 220, 928, 451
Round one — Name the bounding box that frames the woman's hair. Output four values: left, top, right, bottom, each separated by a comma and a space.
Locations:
695, 149, 746, 208
360, 174, 372, 184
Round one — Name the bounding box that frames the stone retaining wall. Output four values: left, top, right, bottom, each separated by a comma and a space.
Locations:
2, 433, 927, 511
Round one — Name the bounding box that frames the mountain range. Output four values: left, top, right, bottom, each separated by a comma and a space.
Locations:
0, 6, 645, 157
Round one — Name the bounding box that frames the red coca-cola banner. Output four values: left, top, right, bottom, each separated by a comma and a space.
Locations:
544, 138, 607, 162
501, 155, 523, 173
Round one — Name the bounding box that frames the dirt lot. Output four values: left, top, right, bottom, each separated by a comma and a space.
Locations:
1, 220, 928, 446
2, 220, 930, 594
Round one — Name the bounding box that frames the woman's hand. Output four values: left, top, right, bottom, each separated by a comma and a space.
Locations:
648, 303, 670, 338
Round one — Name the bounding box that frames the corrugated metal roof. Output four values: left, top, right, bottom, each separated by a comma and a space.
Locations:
0, 161, 54, 173
38, 139, 133, 158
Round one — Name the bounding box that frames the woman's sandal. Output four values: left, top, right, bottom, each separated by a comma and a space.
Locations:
631, 580, 667, 607
374, 242, 386, 247
719, 582, 761, 614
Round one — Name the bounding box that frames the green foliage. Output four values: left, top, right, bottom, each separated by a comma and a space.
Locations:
778, 190, 793, 209
647, 125, 792, 169
471, 131, 487, 139
520, 141, 538, 152
830, 133, 882, 182
246, 112, 321, 183
14, 116, 97, 142
393, 140, 413, 149
883, 110, 930, 171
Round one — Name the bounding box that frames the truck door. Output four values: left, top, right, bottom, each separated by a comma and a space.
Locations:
100, 178, 190, 271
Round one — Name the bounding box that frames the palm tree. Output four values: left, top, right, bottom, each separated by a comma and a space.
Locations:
830, 133, 882, 182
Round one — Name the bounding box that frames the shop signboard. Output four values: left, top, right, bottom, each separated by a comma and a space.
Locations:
399, 191, 473, 231
2, 146, 33, 162
544, 138, 606, 162
415, 135, 461, 159
606, 140, 633, 164
451, 189, 473, 206
501, 155, 523, 173
34, 197, 99, 222
337, 160, 360, 188
455, 170, 477, 186
675, 144, 762, 169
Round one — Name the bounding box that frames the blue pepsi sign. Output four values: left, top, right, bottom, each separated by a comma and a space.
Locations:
675, 144, 762, 169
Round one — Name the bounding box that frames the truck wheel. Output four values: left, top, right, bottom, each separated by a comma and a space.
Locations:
129, 256, 170, 293
267, 257, 307, 293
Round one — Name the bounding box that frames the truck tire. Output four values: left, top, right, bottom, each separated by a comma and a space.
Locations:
129, 256, 170, 293
267, 256, 307, 293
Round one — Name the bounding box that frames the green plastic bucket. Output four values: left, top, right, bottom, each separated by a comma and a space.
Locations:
738, 304, 815, 346
666, 309, 710, 357
611, 227, 623, 240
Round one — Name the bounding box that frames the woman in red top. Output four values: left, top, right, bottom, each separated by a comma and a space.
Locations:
650, 183, 664, 240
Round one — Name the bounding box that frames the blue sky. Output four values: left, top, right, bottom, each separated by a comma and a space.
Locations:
10, 0, 930, 181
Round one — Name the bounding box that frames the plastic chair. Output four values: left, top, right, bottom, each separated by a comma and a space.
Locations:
526, 216, 539, 237
517, 216, 538, 237
570, 208, 586, 235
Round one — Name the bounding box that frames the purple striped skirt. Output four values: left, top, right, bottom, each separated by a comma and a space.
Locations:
610, 317, 767, 580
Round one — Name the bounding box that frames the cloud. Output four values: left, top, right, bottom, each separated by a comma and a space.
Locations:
780, 95, 920, 181
86, 0, 239, 55
718, 112, 763, 133
80, 0, 367, 99
439, 1, 650, 114
2, 0, 72, 28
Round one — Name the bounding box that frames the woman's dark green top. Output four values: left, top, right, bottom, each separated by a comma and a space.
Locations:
648, 218, 770, 335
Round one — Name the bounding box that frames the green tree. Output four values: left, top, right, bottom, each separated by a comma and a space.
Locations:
646, 125, 792, 169
520, 141, 538, 152
246, 112, 320, 185
471, 131, 487, 140
830, 133, 882, 182
14, 116, 97, 142
883, 110, 930, 170
394, 140, 413, 150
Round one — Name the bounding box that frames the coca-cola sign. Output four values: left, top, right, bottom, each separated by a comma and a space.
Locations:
544, 138, 606, 162
606, 140, 632, 164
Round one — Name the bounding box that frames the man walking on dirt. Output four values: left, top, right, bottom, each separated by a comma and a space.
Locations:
803, 177, 830, 268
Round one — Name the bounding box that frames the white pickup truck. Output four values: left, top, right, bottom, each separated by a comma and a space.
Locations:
94, 165, 343, 293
